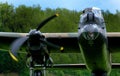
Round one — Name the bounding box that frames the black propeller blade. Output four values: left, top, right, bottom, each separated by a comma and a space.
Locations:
10, 37, 28, 61
36, 13, 59, 31
40, 39, 64, 52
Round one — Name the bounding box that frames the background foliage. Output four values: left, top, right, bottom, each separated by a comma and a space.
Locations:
0, 2, 120, 76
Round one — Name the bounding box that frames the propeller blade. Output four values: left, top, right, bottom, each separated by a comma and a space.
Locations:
9, 37, 28, 61
36, 13, 59, 31
40, 39, 64, 52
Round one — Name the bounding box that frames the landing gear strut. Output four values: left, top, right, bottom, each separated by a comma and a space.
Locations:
27, 56, 53, 76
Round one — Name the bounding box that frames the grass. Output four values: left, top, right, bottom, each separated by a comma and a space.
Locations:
0, 73, 18, 76
17, 52, 120, 76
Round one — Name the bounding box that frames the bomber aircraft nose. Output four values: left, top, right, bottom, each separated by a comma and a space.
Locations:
82, 24, 100, 40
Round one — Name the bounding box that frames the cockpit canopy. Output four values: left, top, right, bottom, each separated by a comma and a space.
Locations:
83, 8, 92, 13
80, 7, 104, 25
83, 7, 102, 17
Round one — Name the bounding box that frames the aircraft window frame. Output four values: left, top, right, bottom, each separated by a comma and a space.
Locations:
83, 8, 92, 13
92, 9, 102, 17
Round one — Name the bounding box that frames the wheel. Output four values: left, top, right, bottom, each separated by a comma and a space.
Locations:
92, 72, 107, 76
33, 70, 42, 76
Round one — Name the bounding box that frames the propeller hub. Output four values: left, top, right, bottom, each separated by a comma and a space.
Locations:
29, 29, 41, 35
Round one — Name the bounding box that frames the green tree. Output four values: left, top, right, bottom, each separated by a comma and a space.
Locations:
0, 2, 14, 32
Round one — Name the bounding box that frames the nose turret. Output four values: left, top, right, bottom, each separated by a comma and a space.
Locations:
81, 24, 100, 40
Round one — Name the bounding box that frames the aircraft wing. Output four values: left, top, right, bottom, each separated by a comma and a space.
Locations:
0, 32, 119, 53
45, 32, 120, 53
33, 63, 120, 69
107, 32, 120, 53
0, 32, 80, 53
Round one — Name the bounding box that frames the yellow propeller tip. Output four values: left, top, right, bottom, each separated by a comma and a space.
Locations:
60, 47, 64, 51
9, 51, 18, 62
55, 13, 59, 17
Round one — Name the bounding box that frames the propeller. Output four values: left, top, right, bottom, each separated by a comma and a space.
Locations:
36, 13, 59, 31
9, 37, 28, 61
40, 39, 64, 51
9, 13, 63, 62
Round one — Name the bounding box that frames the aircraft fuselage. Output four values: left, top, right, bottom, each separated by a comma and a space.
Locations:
78, 7, 111, 75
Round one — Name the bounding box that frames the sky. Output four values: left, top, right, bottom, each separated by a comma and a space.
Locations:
0, 0, 120, 13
